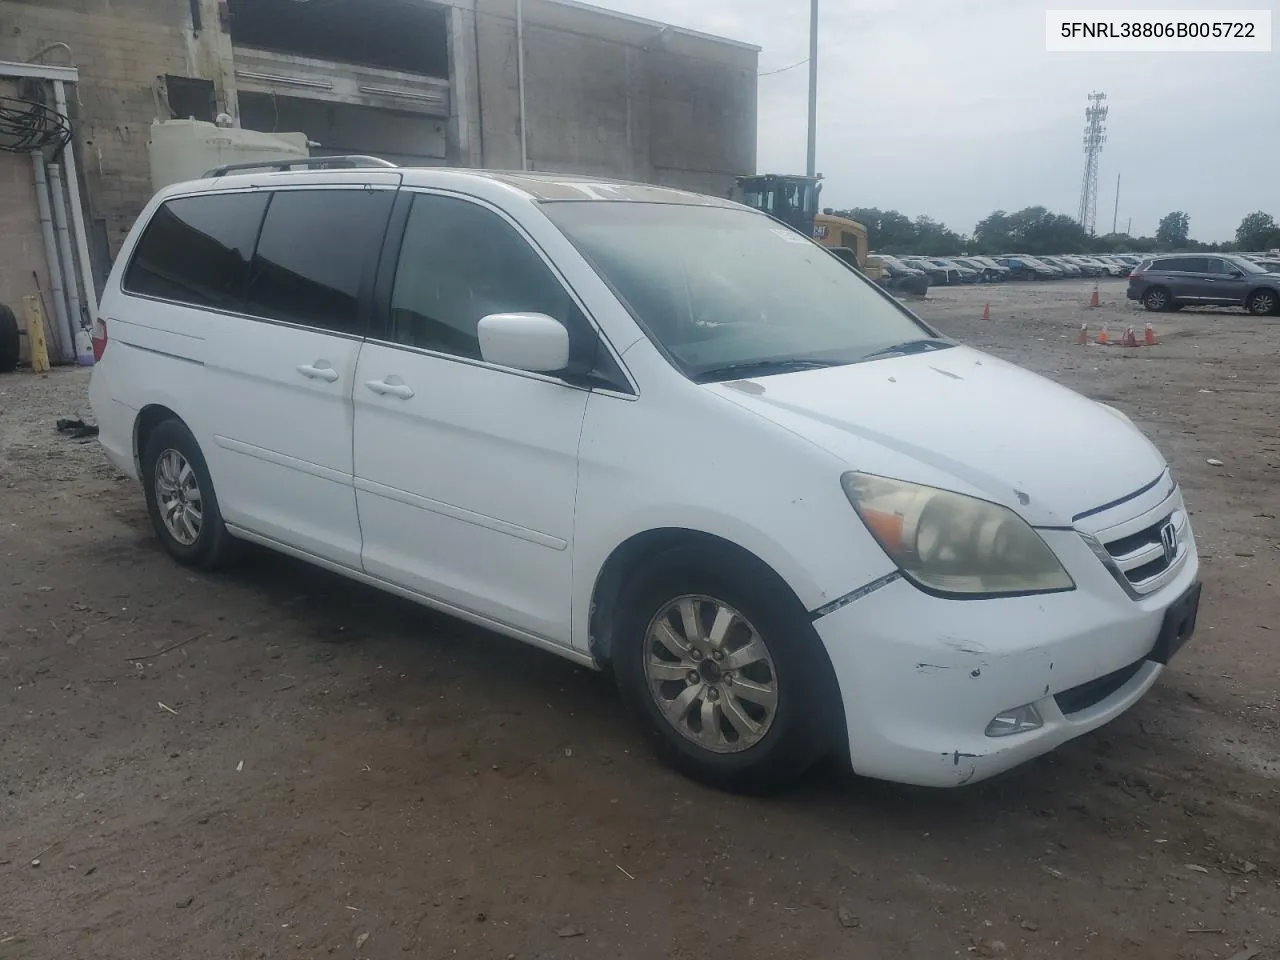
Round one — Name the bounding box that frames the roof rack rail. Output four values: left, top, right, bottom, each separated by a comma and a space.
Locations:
204, 155, 399, 178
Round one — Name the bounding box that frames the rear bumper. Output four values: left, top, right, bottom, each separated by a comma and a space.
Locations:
88, 368, 138, 480
814, 528, 1199, 788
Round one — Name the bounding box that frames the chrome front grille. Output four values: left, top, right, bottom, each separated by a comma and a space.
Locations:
1077, 476, 1191, 599
1102, 509, 1187, 590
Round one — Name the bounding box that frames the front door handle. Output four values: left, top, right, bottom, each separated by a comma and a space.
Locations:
297, 362, 340, 383
365, 378, 414, 400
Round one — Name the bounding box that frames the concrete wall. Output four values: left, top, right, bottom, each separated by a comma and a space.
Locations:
239, 95, 449, 167
0, 0, 199, 275
0, 78, 46, 348
0, 0, 758, 313
457, 0, 758, 196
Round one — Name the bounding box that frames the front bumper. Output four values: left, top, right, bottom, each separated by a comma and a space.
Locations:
815, 511, 1199, 788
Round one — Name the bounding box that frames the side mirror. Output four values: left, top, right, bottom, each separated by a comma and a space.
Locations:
477, 312, 570, 374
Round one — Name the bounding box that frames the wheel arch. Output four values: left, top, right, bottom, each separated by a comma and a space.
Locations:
589, 527, 851, 766
588, 527, 820, 666
133, 403, 187, 476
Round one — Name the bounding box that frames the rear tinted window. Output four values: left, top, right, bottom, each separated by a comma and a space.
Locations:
244, 189, 394, 333
1153, 257, 1207, 272
124, 193, 267, 309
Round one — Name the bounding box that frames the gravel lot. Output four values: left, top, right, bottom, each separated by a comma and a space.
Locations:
1, 278, 1277, 959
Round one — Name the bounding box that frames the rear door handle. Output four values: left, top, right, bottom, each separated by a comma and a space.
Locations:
297, 362, 340, 383
365, 378, 414, 400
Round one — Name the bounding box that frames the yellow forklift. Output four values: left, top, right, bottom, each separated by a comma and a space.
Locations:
733, 173, 881, 280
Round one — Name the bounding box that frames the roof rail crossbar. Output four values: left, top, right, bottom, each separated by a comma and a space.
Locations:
203, 155, 398, 178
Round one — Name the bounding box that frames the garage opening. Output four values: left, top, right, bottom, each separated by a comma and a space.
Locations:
227, 0, 450, 78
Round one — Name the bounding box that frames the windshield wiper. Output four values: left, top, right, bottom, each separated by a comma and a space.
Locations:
693, 358, 842, 383
858, 338, 952, 362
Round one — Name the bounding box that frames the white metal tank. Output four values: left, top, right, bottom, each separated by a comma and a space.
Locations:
148, 119, 310, 193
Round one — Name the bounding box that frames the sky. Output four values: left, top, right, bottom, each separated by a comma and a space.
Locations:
588, 0, 1279, 242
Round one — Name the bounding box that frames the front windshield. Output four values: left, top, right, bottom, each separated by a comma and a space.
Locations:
544, 202, 938, 380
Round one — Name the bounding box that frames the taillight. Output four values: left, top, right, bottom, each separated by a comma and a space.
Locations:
91, 317, 108, 361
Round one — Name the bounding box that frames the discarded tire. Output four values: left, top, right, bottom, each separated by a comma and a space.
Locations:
0, 303, 19, 374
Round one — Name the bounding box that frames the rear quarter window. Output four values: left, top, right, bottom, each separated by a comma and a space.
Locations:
123, 192, 268, 310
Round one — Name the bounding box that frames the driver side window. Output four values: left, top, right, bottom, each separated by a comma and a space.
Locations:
389, 194, 586, 362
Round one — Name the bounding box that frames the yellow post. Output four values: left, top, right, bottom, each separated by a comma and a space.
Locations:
22, 295, 51, 374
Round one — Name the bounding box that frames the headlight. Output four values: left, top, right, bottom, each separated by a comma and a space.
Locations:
841, 473, 1074, 597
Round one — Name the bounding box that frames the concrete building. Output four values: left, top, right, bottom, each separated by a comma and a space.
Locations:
0, 0, 759, 322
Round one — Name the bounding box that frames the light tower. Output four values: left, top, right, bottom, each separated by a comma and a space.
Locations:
1077, 92, 1108, 235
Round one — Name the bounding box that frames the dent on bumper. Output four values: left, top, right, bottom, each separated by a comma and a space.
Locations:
813, 545, 1198, 788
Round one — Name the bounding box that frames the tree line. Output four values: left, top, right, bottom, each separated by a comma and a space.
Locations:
830, 206, 1280, 257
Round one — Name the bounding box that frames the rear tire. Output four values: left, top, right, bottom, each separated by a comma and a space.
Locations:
141, 419, 239, 569
0, 304, 19, 374
612, 545, 834, 793
1143, 287, 1172, 312
1245, 289, 1278, 316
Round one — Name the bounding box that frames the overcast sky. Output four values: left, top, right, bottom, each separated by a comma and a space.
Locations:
590, 0, 1278, 242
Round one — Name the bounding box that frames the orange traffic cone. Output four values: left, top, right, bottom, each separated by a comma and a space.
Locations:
1122, 326, 1138, 347
1144, 322, 1158, 346
1089, 284, 1100, 308
1076, 323, 1088, 345
1096, 324, 1109, 345
981, 303, 990, 321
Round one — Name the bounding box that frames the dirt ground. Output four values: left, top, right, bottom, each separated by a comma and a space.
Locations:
1, 278, 1277, 960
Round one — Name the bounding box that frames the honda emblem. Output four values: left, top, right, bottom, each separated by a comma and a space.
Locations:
1159, 522, 1178, 564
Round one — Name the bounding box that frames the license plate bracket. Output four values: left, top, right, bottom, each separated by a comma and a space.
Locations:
1149, 582, 1201, 665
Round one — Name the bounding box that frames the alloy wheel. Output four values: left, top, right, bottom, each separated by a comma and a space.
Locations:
154, 449, 203, 546
644, 596, 778, 754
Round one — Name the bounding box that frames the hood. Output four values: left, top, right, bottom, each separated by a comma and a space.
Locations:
707, 346, 1167, 527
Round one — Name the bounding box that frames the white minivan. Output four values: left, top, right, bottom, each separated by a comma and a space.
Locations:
89, 162, 1201, 792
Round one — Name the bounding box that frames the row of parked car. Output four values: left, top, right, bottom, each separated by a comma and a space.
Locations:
871, 250, 1280, 295
872, 253, 1144, 291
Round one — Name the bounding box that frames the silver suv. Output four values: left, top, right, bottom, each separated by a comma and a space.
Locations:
1126, 254, 1280, 315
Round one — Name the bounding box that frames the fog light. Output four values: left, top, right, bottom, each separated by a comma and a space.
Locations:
985, 703, 1044, 738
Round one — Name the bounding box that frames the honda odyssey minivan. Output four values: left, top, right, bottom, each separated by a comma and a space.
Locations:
89, 163, 1201, 792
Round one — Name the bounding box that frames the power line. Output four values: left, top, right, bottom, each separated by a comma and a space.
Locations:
758, 57, 808, 77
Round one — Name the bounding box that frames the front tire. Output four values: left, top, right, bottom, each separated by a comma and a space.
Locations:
1143, 286, 1172, 312
613, 546, 832, 793
1245, 289, 1278, 316
141, 419, 239, 569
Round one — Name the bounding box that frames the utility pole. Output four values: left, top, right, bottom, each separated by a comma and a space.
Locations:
516, 0, 528, 170
1111, 173, 1120, 234
806, 0, 818, 178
